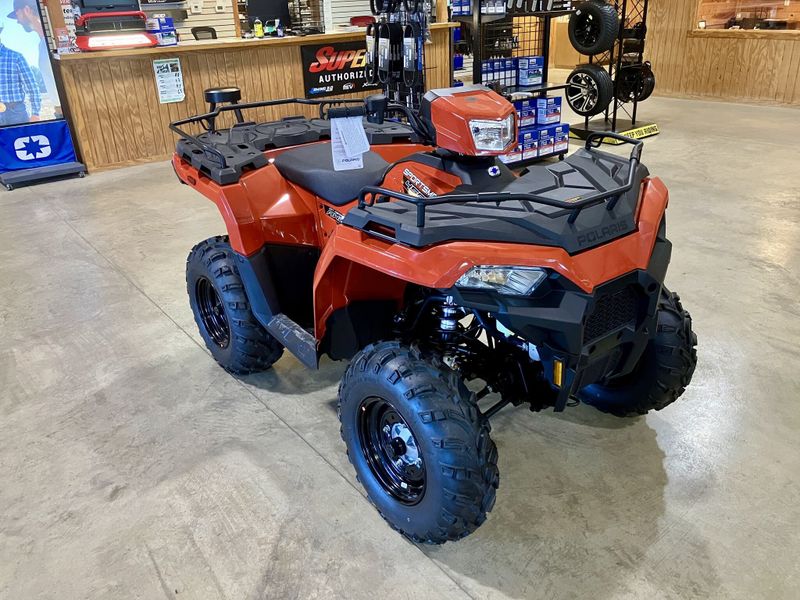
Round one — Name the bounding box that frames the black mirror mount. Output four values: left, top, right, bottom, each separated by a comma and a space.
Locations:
365, 94, 388, 124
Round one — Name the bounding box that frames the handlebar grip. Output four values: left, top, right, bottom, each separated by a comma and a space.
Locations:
328, 106, 366, 119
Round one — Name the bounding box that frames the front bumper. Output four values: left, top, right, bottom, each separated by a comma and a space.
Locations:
447, 233, 672, 410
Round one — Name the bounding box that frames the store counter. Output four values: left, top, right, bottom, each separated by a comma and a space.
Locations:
55, 24, 455, 171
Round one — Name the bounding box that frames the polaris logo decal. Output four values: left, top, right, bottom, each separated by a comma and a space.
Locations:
402, 168, 437, 198
325, 206, 345, 222
577, 219, 632, 247
14, 135, 51, 161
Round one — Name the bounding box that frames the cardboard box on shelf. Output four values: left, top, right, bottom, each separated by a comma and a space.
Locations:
517, 56, 544, 87
535, 96, 561, 125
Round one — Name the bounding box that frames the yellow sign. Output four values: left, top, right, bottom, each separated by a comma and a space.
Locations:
570, 123, 660, 144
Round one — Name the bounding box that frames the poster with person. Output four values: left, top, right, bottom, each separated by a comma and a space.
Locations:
0, 0, 62, 127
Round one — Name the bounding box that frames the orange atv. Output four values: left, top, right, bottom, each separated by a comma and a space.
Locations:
171, 85, 697, 543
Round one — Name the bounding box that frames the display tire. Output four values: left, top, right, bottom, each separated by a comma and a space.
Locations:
579, 289, 698, 417
566, 63, 614, 117
568, 2, 620, 56
638, 64, 656, 101
338, 341, 499, 544
186, 236, 283, 374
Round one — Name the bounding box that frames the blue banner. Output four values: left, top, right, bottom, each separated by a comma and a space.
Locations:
0, 119, 77, 172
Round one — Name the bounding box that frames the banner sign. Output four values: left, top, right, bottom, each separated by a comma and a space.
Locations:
300, 41, 378, 99
0, 120, 77, 172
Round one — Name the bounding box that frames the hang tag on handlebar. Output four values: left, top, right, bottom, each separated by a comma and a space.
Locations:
331, 116, 370, 171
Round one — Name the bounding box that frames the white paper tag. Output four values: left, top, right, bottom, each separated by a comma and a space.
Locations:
331, 116, 370, 171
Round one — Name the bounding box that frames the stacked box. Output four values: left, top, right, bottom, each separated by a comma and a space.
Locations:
535, 96, 561, 125
482, 58, 517, 88
552, 123, 570, 154
480, 0, 506, 14
513, 99, 536, 128
502, 103, 569, 164
452, 0, 472, 16
535, 126, 555, 157
517, 56, 544, 87
500, 128, 539, 164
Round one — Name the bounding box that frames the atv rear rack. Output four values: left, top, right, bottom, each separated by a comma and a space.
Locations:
357, 132, 644, 229
170, 97, 366, 170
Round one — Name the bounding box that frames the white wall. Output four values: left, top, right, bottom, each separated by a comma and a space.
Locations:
173, 0, 237, 40
324, 0, 371, 31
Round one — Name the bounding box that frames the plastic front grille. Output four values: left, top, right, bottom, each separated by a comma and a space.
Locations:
584, 286, 638, 343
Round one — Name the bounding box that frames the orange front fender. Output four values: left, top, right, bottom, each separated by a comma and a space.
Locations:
312, 177, 669, 340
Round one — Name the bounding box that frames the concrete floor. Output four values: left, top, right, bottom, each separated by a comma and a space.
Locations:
1, 96, 799, 600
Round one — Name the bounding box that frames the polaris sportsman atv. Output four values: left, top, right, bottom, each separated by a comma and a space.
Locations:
171, 85, 697, 543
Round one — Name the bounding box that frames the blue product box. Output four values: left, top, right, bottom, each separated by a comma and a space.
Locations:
552, 123, 570, 153
481, 60, 490, 81
454, 54, 464, 70
504, 58, 515, 87
519, 128, 539, 160
517, 56, 544, 87
535, 96, 561, 125
499, 146, 522, 164
513, 99, 536, 128
535, 125, 555, 157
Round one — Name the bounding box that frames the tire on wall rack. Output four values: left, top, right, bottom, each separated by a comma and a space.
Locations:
565, 63, 614, 117
568, 2, 620, 56
638, 62, 656, 101
618, 62, 656, 103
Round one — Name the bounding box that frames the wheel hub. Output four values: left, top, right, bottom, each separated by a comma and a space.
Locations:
358, 397, 426, 505
568, 73, 599, 114
195, 277, 231, 348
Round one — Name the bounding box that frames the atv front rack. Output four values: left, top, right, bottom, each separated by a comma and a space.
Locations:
357, 132, 644, 229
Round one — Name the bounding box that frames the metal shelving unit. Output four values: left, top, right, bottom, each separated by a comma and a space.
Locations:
453, 2, 575, 167
571, 0, 658, 142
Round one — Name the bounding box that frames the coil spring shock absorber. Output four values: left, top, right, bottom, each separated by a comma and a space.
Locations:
433, 298, 465, 345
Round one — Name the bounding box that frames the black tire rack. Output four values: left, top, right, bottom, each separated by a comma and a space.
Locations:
368, 0, 432, 111
571, 0, 658, 141
452, 1, 576, 167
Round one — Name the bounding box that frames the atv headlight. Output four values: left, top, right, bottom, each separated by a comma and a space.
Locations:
469, 114, 514, 152
456, 266, 546, 296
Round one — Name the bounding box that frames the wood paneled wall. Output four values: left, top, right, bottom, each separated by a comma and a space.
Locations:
56, 27, 452, 171
646, 0, 800, 105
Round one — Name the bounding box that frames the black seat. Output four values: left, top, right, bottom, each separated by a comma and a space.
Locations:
273, 142, 389, 206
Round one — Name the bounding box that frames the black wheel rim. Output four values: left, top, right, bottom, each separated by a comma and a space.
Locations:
357, 397, 426, 505
567, 72, 599, 115
195, 277, 230, 348
574, 13, 599, 48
